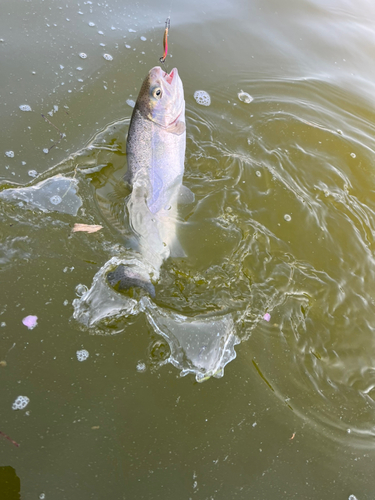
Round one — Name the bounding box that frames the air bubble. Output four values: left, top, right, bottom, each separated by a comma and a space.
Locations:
194, 90, 211, 106
256, 171, 261, 177
126, 99, 135, 108
50, 195, 62, 205
238, 90, 253, 104
43, 148, 49, 154
350, 153, 356, 158
79, 52, 88, 59
76, 66, 83, 71
88, 22, 95, 27
19, 104, 32, 112
284, 214, 291, 221
140, 36, 147, 41
12, 395, 30, 410
98, 30, 104, 35
28, 170, 38, 177
5, 151, 14, 158
75, 284, 88, 297
76, 349, 89, 362
103, 53, 113, 61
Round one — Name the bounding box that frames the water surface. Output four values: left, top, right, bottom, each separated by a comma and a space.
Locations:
1, 0, 375, 498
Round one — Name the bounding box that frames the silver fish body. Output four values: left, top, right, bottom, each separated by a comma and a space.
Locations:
107, 66, 193, 295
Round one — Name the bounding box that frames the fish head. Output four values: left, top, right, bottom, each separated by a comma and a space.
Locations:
136, 66, 185, 128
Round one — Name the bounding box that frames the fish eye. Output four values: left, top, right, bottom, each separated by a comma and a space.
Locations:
152, 87, 162, 99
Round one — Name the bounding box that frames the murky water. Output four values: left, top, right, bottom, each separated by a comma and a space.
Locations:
1, 0, 375, 498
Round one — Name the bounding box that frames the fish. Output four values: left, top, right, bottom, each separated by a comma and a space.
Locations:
107, 66, 194, 297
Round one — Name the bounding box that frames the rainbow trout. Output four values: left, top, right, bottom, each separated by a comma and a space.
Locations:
107, 66, 194, 296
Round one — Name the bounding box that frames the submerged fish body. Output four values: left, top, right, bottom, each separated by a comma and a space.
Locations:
107, 66, 194, 294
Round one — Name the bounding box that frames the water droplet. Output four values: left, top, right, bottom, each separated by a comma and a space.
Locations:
284, 214, 291, 221
12, 395, 30, 410
76, 349, 89, 362
238, 90, 253, 104
28, 169, 38, 177
5, 151, 14, 158
194, 90, 211, 106
19, 104, 32, 112
79, 52, 87, 59
103, 53, 113, 61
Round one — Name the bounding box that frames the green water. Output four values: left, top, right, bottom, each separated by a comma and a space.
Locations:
1, 0, 375, 498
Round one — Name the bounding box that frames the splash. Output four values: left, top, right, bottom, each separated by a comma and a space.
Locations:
73, 256, 239, 382
0, 175, 82, 215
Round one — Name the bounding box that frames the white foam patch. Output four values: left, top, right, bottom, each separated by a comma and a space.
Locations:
12, 395, 30, 410
194, 90, 211, 106
76, 349, 89, 362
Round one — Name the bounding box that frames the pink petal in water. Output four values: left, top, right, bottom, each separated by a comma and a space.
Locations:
22, 315, 38, 330
263, 313, 271, 322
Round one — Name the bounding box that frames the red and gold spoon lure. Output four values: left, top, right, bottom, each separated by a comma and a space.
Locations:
159, 17, 170, 64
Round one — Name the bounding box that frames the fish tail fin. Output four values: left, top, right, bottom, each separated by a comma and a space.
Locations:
107, 264, 155, 298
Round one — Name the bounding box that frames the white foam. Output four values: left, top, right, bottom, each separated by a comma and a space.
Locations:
76, 349, 89, 362
136, 361, 146, 372
12, 395, 30, 410
194, 90, 211, 107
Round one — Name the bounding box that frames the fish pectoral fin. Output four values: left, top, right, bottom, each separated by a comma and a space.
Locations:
178, 185, 195, 205
166, 120, 186, 136
169, 236, 187, 258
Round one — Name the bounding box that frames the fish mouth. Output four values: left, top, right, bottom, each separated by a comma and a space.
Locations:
163, 68, 178, 85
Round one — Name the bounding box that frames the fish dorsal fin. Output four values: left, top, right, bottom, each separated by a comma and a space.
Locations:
165, 120, 186, 136
178, 185, 195, 205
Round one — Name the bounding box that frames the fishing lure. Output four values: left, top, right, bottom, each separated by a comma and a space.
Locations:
159, 17, 170, 64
